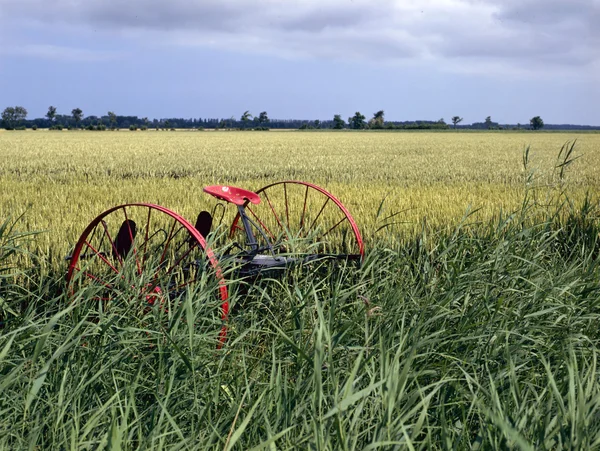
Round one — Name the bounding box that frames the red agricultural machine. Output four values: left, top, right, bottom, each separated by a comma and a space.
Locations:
66, 181, 364, 343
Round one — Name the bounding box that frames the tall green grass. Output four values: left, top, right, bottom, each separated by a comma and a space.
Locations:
1, 185, 599, 449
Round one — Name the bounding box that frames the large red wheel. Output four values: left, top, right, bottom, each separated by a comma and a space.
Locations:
230, 181, 364, 260
67, 203, 228, 343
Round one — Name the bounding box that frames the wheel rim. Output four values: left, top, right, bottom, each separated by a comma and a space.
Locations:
230, 181, 364, 260
67, 203, 228, 343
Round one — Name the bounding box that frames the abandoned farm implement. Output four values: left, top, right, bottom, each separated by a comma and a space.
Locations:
66, 180, 364, 343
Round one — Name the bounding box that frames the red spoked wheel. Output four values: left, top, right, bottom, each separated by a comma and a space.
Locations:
230, 181, 364, 260
67, 203, 228, 344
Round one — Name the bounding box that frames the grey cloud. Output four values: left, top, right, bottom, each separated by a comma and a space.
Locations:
286, 30, 420, 60
494, 0, 600, 28
1, 0, 251, 32
0, 0, 598, 74
87, 2, 241, 32
1, 0, 383, 33
423, 0, 599, 70
278, 7, 387, 32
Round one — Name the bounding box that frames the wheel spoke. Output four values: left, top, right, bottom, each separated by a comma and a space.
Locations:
308, 197, 330, 233
165, 241, 198, 277
319, 216, 347, 240
84, 240, 120, 275
262, 190, 285, 232
283, 183, 290, 228
300, 184, 309, 229
159, 218, 178, 265
247, 205, 277, 240
73, 266, 113, 289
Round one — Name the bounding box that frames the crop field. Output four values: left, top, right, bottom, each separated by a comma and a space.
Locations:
1, 130, 600, 449
0, 130, 599, 262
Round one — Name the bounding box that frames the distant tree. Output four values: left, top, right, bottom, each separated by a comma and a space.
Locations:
241, 110, 252, 129
437, 118, 446, 125
530, 116, 544, 130
1, 106, 27, 130
108, 111, 117, 130
71, 108, 83, 128
46, 106, 57, 124
348, 112, 366, 130
1, 107, 15, 129
369, 110, 385, 129
164, 120, 171, 130
15, 106, 27, 124
333, 114, 345, 129
314, 119, 321, 129
258, 111, 269, 124
485, 116, 493, 129
451, 116, 463, 128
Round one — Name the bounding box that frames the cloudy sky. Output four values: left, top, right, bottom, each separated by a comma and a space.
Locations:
0, 0, 598, 124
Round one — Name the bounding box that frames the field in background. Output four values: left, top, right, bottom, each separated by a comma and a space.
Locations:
1, 130, 599, 265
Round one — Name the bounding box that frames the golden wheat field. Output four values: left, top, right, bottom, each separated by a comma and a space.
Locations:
0, 130, 599, 267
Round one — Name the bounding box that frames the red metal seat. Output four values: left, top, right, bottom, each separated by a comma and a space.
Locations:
203, 185, 261, 206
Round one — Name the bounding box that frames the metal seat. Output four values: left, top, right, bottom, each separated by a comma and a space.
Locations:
203, 185, 261, 206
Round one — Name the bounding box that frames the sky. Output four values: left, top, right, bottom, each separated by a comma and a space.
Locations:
0, 0, 598, 124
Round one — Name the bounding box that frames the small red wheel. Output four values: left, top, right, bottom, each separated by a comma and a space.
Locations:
230, 181, 364, 260
67, 203, 229, 344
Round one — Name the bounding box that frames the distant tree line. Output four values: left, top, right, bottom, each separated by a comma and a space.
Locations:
1, 105, 598, 131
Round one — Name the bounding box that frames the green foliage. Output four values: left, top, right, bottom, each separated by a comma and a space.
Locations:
333, 114, 345, 129
369, 110, 385, 129
2, 106, 27, 130
129, 124, 138, 131
258, 111, 269, 124
240, 111, 252, 129
530, 116, 544, 130
71, 108, 83, 126
31, 125, 37, 131
383, 122, 450, 130
108, 111, 117, 130
349, 111, 366, 129
46, 106, 57, 124
452, 116, 463, 128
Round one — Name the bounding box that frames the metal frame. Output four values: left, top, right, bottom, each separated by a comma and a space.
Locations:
67, 181, 363, 346
66, 203, 229, 344
229, 180, 364, 260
